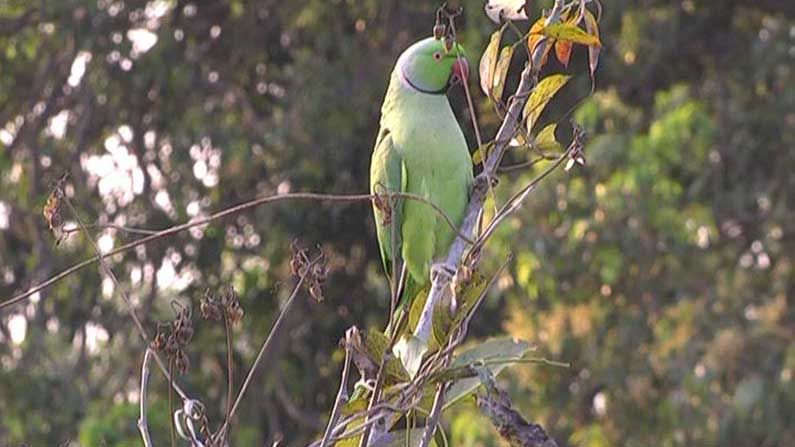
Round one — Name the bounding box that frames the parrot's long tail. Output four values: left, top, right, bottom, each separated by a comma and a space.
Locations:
386, 266, 427, 338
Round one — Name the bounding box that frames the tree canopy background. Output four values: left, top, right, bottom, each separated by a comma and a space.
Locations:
0, 0, 793, 445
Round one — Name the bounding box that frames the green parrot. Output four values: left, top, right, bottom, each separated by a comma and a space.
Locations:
370, 36, 473, 332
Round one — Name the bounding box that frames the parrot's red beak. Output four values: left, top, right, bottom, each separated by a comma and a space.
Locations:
451, 57, 469, 86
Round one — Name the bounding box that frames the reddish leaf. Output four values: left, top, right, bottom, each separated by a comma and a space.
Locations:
555, 40, 573, 67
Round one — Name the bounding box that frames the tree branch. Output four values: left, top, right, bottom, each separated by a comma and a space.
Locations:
476, 369, 559, 447
3, 191, 471, 312
319, 342, 353, 447
138, 348, 154, 447
214, 258, 318, 441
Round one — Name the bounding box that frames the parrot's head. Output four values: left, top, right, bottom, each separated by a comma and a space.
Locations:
396, 37, 469, 94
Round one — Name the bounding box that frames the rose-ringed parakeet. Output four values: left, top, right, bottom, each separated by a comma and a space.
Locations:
370, 36, 473, 333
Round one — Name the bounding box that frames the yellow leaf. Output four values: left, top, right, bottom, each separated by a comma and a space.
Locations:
479, 27, 505, 96
534, 123, 562, 153
523, 74, 571, 132
526, 17, 546, 54
471, 142, 494, 165
534, 22, 601, 47
472, 148, 483, 165
491, 45, 514, 101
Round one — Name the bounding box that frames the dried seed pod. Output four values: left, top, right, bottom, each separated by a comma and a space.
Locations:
220, 284, 237, 306
42, 189, 63, 232
309, 281, 324, 303
290, 240, 310, 277
151, 331, 167, 351
175, 349, 190, 374
174, 324, 194, 346
200, 300, 223, 321
164, 337, 180, 357
227, 300, 244, 325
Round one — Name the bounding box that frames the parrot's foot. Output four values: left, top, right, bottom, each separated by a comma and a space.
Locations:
430, 262, 456, 281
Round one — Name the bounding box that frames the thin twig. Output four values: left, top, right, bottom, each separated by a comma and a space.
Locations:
449, 19, 483, 150
169, 359, 176, 447
498, 155, 558, 174
449, 13, 499, 221
3, 191, 473, 311
61, 222, 159, 235
138, 348, 154, 447
359, 352, 388, 446
221, 311, 235, 445
61, 192, 190, 402
418, 382, 449, 447
319, 346, 352, 447
360, 303, 407, 445
472, 140, 575, 256
214, 258, 317, 441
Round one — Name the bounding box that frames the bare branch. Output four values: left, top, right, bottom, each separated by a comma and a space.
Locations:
138, 349, 154, 447
418, 383, 449, 447
476, 369, 559, 447
62, 222, 159, 236
319, 342, 353, 447
221, 311, 235, 445
214, 257, 318, 441
61, 189, 191, 402
3, 191, 472, 311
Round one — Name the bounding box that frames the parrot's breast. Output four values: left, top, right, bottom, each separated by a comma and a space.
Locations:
382, 72, 474, 283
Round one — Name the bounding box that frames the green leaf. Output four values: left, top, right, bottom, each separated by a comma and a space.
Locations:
443, 337, 532, 408
368, 428, 437, 447
334, 433, 361, 446
534, 22, 601, 47
407, 284, 430, 333
364, 329, 410, 382
431, 299, 453, 349
491, 45, 514, 101
523, 74, 571, 132
478, 26, 505, 96
341, 384, 369, 416
333, 414, 366, 446
450, 271, 490, 329
534, 123, 562, 153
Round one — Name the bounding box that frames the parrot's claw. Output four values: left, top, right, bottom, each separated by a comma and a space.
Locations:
430, 262, 456, 281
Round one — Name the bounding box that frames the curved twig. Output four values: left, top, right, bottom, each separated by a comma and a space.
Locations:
2, 191, 472, 312
138, 348, 154, 447
319, 346, 352, 447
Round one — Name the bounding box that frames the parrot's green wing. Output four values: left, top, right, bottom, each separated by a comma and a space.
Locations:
370, 127, 426, 335
370, 128, 406, 283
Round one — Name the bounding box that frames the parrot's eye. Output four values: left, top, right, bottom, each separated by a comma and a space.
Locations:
432, 51, 443, 61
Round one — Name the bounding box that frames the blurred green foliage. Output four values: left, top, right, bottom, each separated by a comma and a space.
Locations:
0, 0, 793, 446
